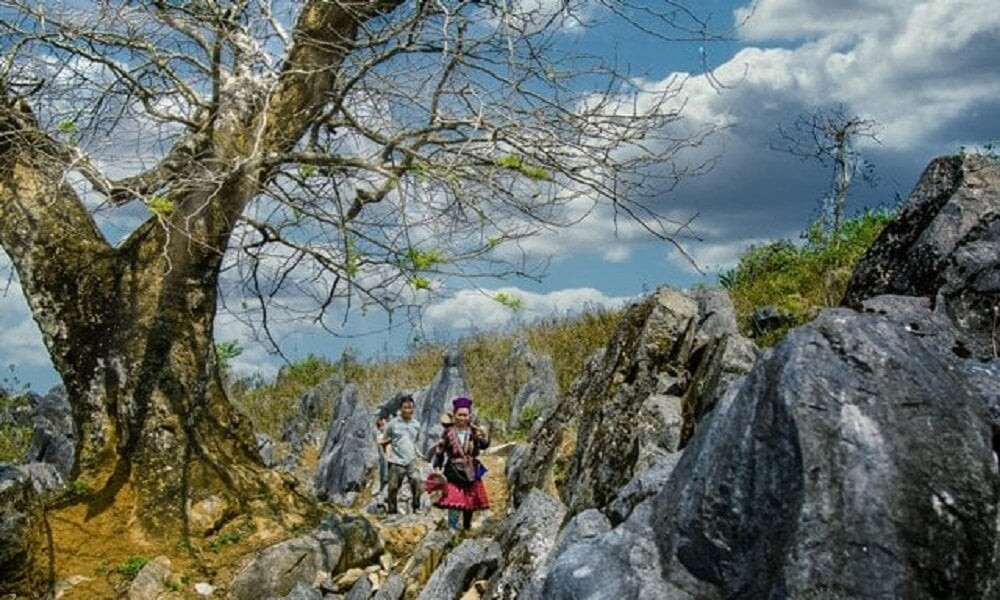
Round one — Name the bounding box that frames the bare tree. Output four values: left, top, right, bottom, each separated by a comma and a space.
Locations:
776, 104, 881, 232
0, 0, 723, 536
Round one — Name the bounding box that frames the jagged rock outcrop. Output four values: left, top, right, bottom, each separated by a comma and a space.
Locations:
536, 299, 999, 598
484, 489, 566, 599
417, 348, 470, 454
16, 461, 65, 494
654, 304, 999, 598
417, 538, 502, 600
505, 349, 603, 509
314, 385, 378, 505
0, 465, 49, 598
255, 432, 276, 468
3, 386, 77, 479
507, 349, 558, 432
561, 286, 757, 517
843, 153, 999, 356
230, 515, 382, 600
283, 374, 347, 452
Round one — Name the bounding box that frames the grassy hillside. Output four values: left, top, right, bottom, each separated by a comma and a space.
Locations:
229, 309, 623, 439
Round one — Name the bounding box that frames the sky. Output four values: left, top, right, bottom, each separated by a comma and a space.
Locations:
3, 0, 999, 392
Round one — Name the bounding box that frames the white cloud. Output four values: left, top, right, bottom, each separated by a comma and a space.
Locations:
422, 286, 634, 333
667, 236, 783, 276
0, 259, 51, 370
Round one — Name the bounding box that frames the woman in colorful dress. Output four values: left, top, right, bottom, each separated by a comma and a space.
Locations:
431, 396, 490, 530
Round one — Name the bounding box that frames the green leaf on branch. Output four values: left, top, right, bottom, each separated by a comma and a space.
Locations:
405, 247, 444, 271
297, 164, 318, 178
216, 340, 243, 374
493, 292, 523, 311
345, 237, 360, 278
410, 276, 432, 290
146, 195, 175, 216
495, 154, 552, 181
57, 119, 78, 135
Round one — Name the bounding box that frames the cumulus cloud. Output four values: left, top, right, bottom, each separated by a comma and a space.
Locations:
422, 286, 634, 333
0, 257, 51, 372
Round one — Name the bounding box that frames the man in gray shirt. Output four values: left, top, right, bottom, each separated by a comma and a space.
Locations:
379, 395, 422, 514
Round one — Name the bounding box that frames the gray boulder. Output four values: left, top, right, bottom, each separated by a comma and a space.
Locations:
649, 304, 999, 598
24, 386, 76, 478
283, 374, 346, 451
507, 351, 558, 432
230, 529, 344, 599
255, 432, 276, 468
417, 538, 502, 600
373, 573, 406, 600
127, 556, 172, 600
541, 497, 702, 600
345, 575, 373, 600
417, 348, 470, 454
485, 489, 567, 599
0, 465, 48, 598
606, 452, 682, 526
314, 384, 378, 505
843, 153, 1000, 356
280, 582, 323, 600
230, 515, 381, 600
16, 461, 65, 494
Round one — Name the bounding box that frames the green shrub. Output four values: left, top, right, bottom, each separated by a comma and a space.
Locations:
721, 208, 894, 345
115, 555, 149, 580
0, 389, 32, 463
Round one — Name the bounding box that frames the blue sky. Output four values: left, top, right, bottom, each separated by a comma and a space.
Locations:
3, 0, 999, 391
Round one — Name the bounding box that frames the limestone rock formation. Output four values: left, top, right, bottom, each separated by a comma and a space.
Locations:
505, 349, 603, 509
843, 153, 1000, 356
417, 348, 470, 454
230, 514, 381, 600
417, 538, 502, 600
283, 374, 347, 452
484, 488, 566, 599
561, 286, 757, 517
507, 349, 558, 433
314, 385, 378, 505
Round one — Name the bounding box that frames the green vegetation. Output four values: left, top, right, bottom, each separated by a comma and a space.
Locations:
208, 531, 244, 553
0, 418, 31, 463
0, 368, 32, 463
228, 353, 349, 439
721, 208, 894, 345
215, 340, 244, 376
115, 555, 149, 580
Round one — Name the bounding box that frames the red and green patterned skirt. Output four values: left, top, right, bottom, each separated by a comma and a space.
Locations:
434, 479, 489, 511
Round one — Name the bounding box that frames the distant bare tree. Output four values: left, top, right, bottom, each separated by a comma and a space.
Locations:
776, 104, 881, 232
0, 0, 725, 536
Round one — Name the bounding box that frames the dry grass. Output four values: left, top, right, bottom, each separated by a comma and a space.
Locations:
231, 309, 623, 440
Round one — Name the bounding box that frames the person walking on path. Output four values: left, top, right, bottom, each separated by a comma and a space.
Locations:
379, 395, 423, 514
431, 396, 490, 530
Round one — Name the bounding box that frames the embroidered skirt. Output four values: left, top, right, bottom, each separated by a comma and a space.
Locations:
435, 479, 489, 511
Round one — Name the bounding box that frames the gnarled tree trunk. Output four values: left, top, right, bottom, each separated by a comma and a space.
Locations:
0, 114, 305, 536
0, 1, 405, 537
